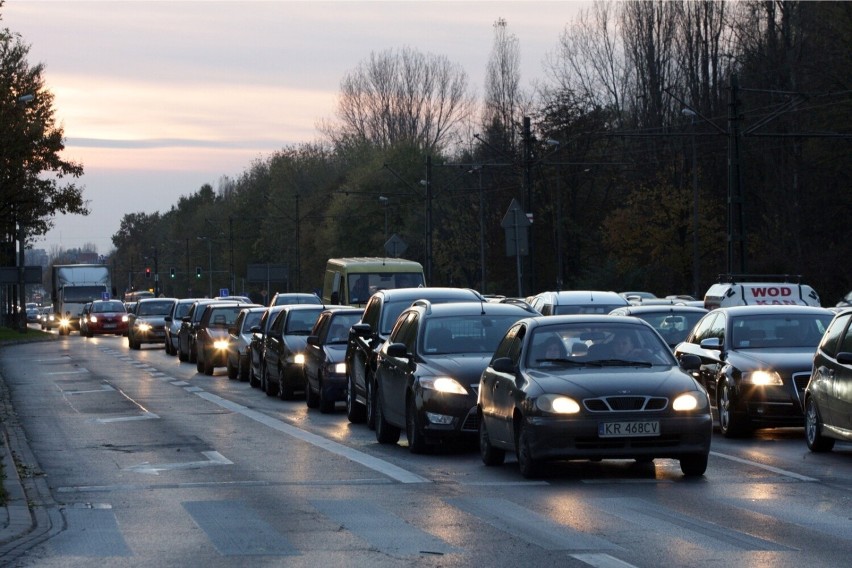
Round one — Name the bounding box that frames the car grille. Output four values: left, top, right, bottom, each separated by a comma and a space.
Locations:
792, 372, 811, 409
460, 407, 480, 432
575, 435, 682, 450
583, 396, 668, 412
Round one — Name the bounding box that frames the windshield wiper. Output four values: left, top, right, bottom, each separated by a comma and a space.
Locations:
536, 358, 588, 367
594, 359, 654, 367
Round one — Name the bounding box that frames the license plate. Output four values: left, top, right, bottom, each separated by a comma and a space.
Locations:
599, 421, 660, 438
104, 324, 116, 329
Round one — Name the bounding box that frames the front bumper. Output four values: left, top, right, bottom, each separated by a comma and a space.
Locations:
415, 390, 480, 441
523, 413, 713, 462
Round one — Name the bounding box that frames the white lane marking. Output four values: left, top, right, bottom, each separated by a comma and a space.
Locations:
95, 412, 160, 424
194, 391, 430, 484
170, 381, 190, 386
710, 451, 819, 482
47, 369, 90, 375
572, 553, 639, 568
124, 451, 232, 475
63, 385, 116, 395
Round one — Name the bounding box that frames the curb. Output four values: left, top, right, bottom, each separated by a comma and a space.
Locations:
1, 425, 34, 543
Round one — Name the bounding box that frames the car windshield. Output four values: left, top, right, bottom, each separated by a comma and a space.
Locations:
92, 301, 125, 313
553, 304, 625, 315
138, 301, 175, 316
175, 302, 194, 318
326, 313, 362, 343
527, 322, 676, 368
730, 313, 833, 349
64, 286, 108, 302
208, 307, 243, 327
635, 312, 706, 346
285, 309, 322, 335
349, 273, 426, 304
241, 311, 264, 332
422, 315, 524, 355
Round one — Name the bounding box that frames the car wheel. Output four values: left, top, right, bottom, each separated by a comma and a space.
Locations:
718, 382, 751, 438
203, 355, 215, 376
805, 396, 835, 452
238, 355, 249, 382
178, 342, 188, 362
366, 373, 377, 430
479, 417, 505, 466
346, 373, 366, 424
279, 367, 297, 401
516, 422, 541, 479
318, 374, 335, 414
189, 343, 197, 364
249, 362, 260, 388
305, 372, 319, 408
226, 357, 238, 380
405, 395, 429, 454
374, 382, 400, 444
264, 365, 277, 397
679, 453, 709, 477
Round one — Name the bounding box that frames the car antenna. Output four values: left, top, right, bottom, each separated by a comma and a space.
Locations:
480, 298, 486, 315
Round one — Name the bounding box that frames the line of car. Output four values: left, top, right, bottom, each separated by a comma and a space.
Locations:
62, 285, 850, 480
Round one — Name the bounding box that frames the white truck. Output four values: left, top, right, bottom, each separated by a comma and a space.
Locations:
51, 264, 113, 335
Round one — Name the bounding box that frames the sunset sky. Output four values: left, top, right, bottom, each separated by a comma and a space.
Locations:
4, 1, 587, 254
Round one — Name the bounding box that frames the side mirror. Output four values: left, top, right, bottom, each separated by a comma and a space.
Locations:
307, 335, 320, 347
386, 343, 409, 358
699, 337, 722, 350
351, 322, 371, 337
491, 357, 515, 374
678, 354, 702, 371
164, 316, 172, 322
836, 352, 852, 365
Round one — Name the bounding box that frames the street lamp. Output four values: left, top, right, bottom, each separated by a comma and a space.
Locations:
378, 196, 389, 242
197, 236, 213, 297
682, 108, 700, 298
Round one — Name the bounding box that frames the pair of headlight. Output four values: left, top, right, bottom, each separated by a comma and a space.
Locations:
534, 392, 706, 414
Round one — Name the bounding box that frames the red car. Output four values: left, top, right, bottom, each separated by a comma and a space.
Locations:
80, 300, 129, 337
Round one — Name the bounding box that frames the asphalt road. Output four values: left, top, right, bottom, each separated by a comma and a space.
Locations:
1, 333, 850, 567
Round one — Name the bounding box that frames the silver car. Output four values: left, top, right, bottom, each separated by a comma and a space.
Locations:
165, 298, 200, 356
227, 307, 267, 381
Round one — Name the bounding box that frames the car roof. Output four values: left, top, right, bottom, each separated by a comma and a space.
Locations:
709, 305, 834, 316
408, 300, 536, 317
377, 287, 483, 302
611, 305, 708, 315
527, 314, 653, 328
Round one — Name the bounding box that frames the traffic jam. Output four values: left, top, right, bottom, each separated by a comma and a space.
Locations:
38, 258, 851, 478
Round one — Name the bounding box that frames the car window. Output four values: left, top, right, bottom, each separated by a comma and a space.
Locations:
285, 310, 321, 335
688, 313, 716, 343
732, 313, 833, 349
326, 313, 361, 343
840, 317, 852, 353
242, 311, 264, 332
138, 301, 175, 316
819, 314, 850, 357
493, 323, 523, 362
421, 314, 526, 355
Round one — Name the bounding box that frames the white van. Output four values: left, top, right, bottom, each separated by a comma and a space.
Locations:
703, 277, 821, 310
321, 257, 426, 307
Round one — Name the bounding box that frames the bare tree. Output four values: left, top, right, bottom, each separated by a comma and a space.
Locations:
327, 47, 472, 153
482, 18, 527, 148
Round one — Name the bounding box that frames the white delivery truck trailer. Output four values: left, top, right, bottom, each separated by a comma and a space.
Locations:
51, 264, 113, 335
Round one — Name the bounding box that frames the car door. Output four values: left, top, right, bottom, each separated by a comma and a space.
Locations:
482, 323, 525, 446
377, 311, 418, 427
265, 309, 287, 378
676, 313, 723, 402
833, 318, 852, 431
305, 311, 332, 389
820, 313, 852, 427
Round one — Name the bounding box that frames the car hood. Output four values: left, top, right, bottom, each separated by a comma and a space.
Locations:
284, 335, 309, 352
323, 343, 348, 363
527, 365, 700, 398
421, 354, 492, 386
135, 316, 167, 325
727, 347, 816, 373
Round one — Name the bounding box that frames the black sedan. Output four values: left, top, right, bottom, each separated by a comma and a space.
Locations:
304, 307, 364, 413
261, 304, 325, 399
374, 300, 537, 453
674, 305, 834, 437
804, 307, 852, 452
478, 315, 711, 478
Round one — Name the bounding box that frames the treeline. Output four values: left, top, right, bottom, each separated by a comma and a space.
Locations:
109, 1, 851, 304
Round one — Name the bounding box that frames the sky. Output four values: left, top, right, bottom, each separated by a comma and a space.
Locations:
4, 0, 588, 255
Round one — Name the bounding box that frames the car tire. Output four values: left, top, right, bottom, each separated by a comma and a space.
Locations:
203, 354, 214, 376
305, 373, 319, 408
196, 355, 204, 373
346, 373, 366, 424
516, 422, 541, 479
318, 374, 334, 414
374, 382, 400, 444
238, 355, 249, 382
366, 373, 377, 431
405, 395, 429, 454
805, 396, 835, 452
249, 363, 260, 388
718, 382, 751, 438
178, 344, 188, 362
189, 343, 197, 364
479, 417, 505, 466
679, 453, 708, 477
279, 367, 297, 401
226, 357, 238, 380
264, 365, 277, 397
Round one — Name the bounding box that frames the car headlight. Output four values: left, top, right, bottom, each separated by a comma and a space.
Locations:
89, 316, 98, 323
294, 353, 305, 365
420, 377, 468, 394
137, 322, 152, 332
213, 339, 229, 350
741, 370, 783, 386
122, 315, 129, 322
672, 392, 702, 411
536, 394, 581, 414
327, 362, 347, 374
60, 318, 70, 326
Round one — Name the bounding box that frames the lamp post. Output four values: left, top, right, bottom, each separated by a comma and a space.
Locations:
197, 236, 213, 297
682, 108, 700, 298
378, 196, 389, 242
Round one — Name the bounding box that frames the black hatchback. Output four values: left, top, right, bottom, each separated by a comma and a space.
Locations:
373, 299, 537, 453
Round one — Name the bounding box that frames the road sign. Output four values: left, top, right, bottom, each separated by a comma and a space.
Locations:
219, 288, 229, 297
501, 199, 529, 257
0, 266, 42, 285
384, 234, 407, 258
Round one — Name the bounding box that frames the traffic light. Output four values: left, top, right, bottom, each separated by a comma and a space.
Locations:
169, 267, 176, 279
145, 267, 151, 279
196, 266, 202, 279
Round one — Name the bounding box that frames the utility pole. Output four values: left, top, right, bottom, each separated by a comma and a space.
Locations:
425, 155, 433, 284
523, 117, 535, 294
727, 74, 746, 274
